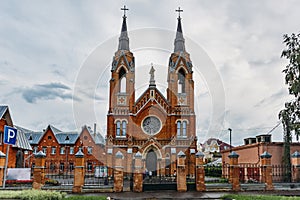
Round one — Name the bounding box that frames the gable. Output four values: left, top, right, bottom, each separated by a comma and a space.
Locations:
77, 126, 97, 147
134, 88, 169, 114
39, 128, 59, 146
0, 106, 13, 127
169, 53, 193, 73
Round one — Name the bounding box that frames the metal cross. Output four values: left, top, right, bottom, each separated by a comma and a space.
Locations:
121, 5, 129, 17
175, 7, 183, 18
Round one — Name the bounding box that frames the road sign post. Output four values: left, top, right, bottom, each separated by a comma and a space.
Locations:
3, 125, 17, 188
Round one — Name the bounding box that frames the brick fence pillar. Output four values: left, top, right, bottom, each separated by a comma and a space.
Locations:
0, 151, 6, 186
228, 151, 240, 191
260, 151, 273, 190
72, 149, 85, 193
177, 151, 186, 192
195, 151, 206, 191
114, 151, 124, 192
133, 152, 143, 192
291, 151, 300, 182
32, 151, 46, 189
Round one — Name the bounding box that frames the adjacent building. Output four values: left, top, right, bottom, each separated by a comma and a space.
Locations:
23, 124, 105, 173
0, 106, 32, 168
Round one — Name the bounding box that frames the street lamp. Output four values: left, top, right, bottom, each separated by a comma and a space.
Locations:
228, 128, 232, 152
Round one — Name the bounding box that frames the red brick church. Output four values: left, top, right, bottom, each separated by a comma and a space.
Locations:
106, 8, 197, 178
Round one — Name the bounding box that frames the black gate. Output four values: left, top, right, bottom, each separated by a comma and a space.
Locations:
143, 176, 177, 191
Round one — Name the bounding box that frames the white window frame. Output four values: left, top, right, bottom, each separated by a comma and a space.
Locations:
60, 147, 65, 155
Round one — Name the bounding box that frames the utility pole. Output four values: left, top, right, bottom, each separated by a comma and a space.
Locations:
228, 128, 232, 152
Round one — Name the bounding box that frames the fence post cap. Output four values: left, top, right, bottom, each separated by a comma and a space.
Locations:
292, 151, 300, 158
75, 149, 84, 158
115, 151, 124, 158
0, 151, 6, 158
35, 150, 46, 158
195, 151, 205, 158
177, 151, 186, 158
260, 151, 272, 158
228, 151, 239, 158
134, 151, 142, 158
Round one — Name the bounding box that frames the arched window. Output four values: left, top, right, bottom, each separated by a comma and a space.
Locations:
116, 121, 121, 136
177, 120, 188, 138
178, 68, 185, 93
182, 121, 187, 136
119, 67, 126, 93
116, 120, 127, 137
177, 121, 181, 136
122, 121, 127, 136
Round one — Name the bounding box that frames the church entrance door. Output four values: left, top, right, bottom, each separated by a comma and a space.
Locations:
146, 150, 157, 176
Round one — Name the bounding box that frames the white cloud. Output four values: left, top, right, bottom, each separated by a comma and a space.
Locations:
0, 0, 298, 145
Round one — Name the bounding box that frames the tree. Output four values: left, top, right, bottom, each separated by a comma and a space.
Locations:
279, 32, 300, 182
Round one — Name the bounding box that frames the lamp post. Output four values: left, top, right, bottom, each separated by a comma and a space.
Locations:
228, 128, 232, 152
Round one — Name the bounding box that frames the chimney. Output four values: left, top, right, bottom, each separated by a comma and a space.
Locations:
94, 123, 97, 138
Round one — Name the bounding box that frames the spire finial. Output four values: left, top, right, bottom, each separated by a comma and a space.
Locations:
174, 7, 185, 52
118, 5, 130, 50
175, 7, 183, 19
121, 5, 129, 18
149, 63, 156, 87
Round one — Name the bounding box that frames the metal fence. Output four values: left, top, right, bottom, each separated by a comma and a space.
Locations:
44, 166, 74, 186
239, 164, 260, 183
83, 163, 113, 186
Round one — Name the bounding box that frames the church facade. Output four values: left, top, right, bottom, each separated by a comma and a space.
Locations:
106, 9, 197, 178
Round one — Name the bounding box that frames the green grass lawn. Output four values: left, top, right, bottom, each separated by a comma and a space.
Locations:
222, 194, 300, 200
0, 190, 107, 200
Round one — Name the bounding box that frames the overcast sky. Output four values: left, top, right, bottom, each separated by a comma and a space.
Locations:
0, 0, 299, 146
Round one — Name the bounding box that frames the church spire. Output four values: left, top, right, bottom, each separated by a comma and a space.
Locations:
118, 5, 129, 51
174, 7, 186, 53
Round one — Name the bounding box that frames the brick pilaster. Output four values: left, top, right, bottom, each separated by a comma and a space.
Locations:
260, 151, 273, 190
0, 151, 6, 186
291, 151, 300, 182
114, 151, 124, 192
133, 152, 143, 192
228, 151, 240, 191
32, 151, 46, 190
177, 151, 186, 192
195, 151, 206, 191
72, 149, 85, 193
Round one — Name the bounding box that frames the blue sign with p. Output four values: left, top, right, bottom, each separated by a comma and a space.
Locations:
4, 125, 17, 145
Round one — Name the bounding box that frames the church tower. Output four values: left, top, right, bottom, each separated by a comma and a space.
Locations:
106, 6, 135, 175
167, 8, 197, 175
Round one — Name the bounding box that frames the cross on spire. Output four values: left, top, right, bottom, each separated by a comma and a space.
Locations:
121, 5, 129, 17
175, 7, 183, 19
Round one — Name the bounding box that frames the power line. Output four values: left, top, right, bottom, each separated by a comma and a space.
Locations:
266, 121, 281, 135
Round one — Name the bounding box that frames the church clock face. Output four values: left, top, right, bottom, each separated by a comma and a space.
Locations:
142, 116, 161, 135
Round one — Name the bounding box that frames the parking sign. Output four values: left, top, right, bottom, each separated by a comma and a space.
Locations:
4, 125, 17, 145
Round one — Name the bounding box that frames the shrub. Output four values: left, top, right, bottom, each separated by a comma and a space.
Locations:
20, 190, 66, 200
0, 190, 66, 200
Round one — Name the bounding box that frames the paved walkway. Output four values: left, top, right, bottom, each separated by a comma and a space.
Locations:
72, 190, 300, 200
77, 191, 227, 199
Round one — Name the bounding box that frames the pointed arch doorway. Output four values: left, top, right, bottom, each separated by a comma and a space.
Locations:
146, 150, 157, 176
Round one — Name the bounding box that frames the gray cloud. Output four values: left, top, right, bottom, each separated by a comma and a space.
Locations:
21, 82, 74, 103
255, 88, 287, 108
0, 0, 298, 143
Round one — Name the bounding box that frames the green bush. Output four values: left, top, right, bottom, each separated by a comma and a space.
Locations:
0, 189, 66, 200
